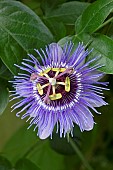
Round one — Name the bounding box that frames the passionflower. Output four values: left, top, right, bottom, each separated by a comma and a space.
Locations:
10, 42, 108, 139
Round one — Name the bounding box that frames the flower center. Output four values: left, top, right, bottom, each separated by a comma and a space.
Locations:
31, 67, 74, 104
49, 78, 56, 86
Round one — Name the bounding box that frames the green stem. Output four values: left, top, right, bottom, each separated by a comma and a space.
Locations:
69, 137, 93, 170
95, 16, 113, 33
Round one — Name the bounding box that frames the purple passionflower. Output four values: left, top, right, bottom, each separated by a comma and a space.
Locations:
10, 42, 108, 139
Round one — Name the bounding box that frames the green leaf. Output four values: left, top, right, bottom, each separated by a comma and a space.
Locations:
44, 19, 66, 41
15, 158, 40, 170
88, 34, 113, 74
41, 0, 66, 15
3, 125, 38, 163
76, 0, 113, 34
0, 79, 9, 115
0, 0, 53, 75
45, 1, 89, 25
0, 60, 13, 80
106, 22, 113, 39
0, 156, 12, 170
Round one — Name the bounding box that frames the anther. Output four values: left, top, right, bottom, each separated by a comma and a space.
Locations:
65, 77, 70, 92
49, 93, 62, 100
39, 68, 51, 78
37, 83, 43, 95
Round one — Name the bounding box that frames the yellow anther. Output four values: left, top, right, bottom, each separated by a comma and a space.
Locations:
39, 68, 51, 76
65, 77, 70, 92
37, 83, 43, 95
52, 68, 60, 72
52, 68, 66, 72
60, 68, 66, 72
39, 73, 43, 76
49, 93, 62, 100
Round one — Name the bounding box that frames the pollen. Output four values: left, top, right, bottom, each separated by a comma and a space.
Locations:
65, 77, 70, 92
39, 68, 51, 76
51, 68, 66, 72
37, 83, 43, 95
49, 93, 62, 100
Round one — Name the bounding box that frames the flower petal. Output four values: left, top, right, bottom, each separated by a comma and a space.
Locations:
82, 114, 94, 131
38, 112, 56, 139
72, 105, 94, 131
82, 96, 107, 107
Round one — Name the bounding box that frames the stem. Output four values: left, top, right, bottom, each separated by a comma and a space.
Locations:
95, 16, 113, 33
69, 137, 93, 170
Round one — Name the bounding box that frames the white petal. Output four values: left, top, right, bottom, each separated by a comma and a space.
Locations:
83, 97, 105, 107
73, 105, 94, 131
39, 113, 55, 139
82, 114, 94, 131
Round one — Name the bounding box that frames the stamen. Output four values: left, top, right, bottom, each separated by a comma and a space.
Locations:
36, 66, 72, 102
37, 83, 49, 95
49, 93, 62, 100
52, 68, 60, 72
65, 77, 70, 92
52, 68, 66, 72
37, 83, 43, 95
39, 68, 51, 76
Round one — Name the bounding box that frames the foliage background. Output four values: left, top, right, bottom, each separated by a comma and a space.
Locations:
0, 0, 113, 169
